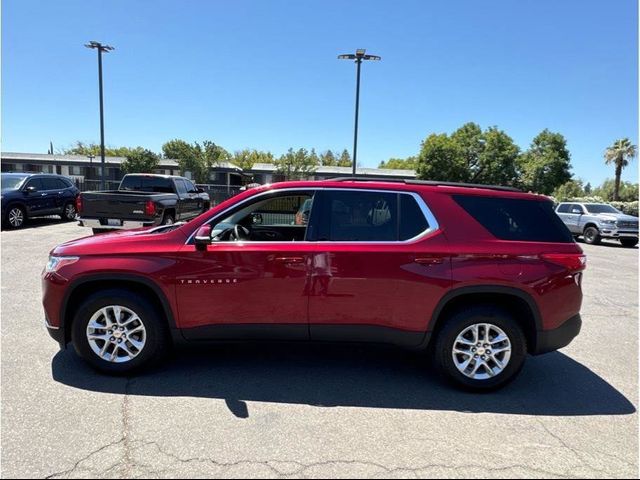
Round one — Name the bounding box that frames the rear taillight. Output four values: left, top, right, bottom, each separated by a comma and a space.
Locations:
144, 200, 156, 216
75, 195, 83, 214
541, 253, 587, 272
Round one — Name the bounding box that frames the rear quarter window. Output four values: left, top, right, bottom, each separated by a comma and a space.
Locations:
453, 195, 573, 243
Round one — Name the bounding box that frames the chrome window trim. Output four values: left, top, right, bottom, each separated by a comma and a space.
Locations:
185, 187, 440, 245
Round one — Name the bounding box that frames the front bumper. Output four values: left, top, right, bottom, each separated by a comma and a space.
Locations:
599, 226, 639, 239
45, 317, 66, 349
533, 314, 582, 355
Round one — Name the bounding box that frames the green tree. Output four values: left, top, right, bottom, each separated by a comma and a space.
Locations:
584, 182, 592, 195
475, 127, 519, 185
275, 148, 317, 180
309, 148, 320, 167
162, 139, 208, 183
451, 122, 485, 179
552, 179, 585, 201
593, 179, 639, 202
202, 141, 230, 168
337, 149, 352, 167
604, 138, 637, 201
320, 150, 337, 166
230, 149, 275, 170
63, 141, 140, 158
416, 133, 467, 181
415, 124, 520, 185
517, 129, 572, 194
378, 157, 417, 170
121, 148, 160, 174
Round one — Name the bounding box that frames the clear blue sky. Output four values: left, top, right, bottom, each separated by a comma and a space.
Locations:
2, 0, 638, 185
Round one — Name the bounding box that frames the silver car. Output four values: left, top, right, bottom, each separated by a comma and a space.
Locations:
555, 202, 639, 247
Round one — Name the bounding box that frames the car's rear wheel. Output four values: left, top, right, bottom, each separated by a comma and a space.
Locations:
434, 306, 527, 391
4, 205, 26, 229
62, 202, 77, 221
620, 237, 638, 248
583, 226, 601, 245
161, 212, 175, 225
71, 289, 170, 374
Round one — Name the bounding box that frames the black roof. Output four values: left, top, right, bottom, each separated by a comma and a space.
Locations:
329, 177, 522, 193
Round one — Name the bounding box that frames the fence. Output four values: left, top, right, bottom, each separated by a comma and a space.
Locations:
196, 184, 244, 206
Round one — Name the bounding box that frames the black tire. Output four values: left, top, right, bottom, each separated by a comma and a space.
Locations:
620, 238, 638, 248
92, 228, 110, 235
61, 202, 77, 222
3, 205, 26, 229
71, 289, 170, 375
583, 226, 601, 245
433, 306, 527, 391
161, 211, 175, 225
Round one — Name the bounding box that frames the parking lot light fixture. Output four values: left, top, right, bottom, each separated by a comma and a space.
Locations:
85, 41, 114, 190
338, 48, 381, 176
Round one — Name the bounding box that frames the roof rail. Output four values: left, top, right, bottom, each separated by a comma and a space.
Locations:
328, 177, 522, 192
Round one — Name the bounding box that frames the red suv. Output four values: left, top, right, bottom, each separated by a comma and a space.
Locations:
43, 179, 585, 390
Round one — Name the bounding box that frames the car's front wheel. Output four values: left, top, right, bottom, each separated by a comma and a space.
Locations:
583, 226, 601, 245
4, 205, 26, 229
434, 306, 527, 391
71, 289, 170, 374
620, 237, 638, 248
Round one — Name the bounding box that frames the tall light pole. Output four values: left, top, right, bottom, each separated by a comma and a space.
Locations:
85, 41, 114, 190
338, 49, 381, 176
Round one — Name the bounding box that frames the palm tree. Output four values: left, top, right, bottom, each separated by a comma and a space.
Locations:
604, 138, 637, 200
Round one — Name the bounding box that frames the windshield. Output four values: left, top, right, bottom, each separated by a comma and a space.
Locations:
585, 204, 621, 214
1, 175, 28, 190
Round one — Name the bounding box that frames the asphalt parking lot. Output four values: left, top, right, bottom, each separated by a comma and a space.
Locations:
1, 220, 638, 478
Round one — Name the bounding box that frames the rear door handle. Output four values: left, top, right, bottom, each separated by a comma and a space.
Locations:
414, 257, 444, 265
274, 256, 305, 265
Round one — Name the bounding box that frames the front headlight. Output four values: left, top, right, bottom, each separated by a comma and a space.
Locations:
46, 256, 79, 273
600, 219, 616, 226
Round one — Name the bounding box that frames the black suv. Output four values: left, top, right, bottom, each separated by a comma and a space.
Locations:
1, 173, 80, 229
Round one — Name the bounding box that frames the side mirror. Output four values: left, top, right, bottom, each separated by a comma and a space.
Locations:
25, 186, 37, 194
197, 188, 205, 193
194, 225, 212, 251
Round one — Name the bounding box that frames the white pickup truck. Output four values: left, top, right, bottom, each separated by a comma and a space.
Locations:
555, 202, 639, 247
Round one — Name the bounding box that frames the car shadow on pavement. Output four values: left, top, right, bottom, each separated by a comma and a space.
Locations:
52, 343, 636, 418
0, 216, 66, 231
575, 238, 638, 249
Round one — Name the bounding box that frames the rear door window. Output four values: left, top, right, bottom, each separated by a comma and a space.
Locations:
454, 195, 573, 243
40, 178, 61, 191
556, 204, 570, 213
315, 190, 398, 241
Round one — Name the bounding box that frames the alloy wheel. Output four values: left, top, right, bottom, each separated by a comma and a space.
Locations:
86, 305, 147, 363
452, 323, 512, 380
8, 208, 24, 228
64, 203, 77, 220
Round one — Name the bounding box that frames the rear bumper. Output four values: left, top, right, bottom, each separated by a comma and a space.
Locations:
533, 314, 582, 355
78, 218, 157, 230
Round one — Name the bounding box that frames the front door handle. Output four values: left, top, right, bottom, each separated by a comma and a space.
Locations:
414, 257, 444, 265
274, 256, 305, 265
